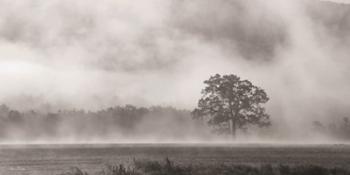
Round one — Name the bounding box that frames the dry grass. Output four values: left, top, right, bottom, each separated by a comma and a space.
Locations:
59, 158, 350, 175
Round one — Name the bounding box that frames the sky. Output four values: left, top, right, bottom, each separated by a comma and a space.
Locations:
0, 0, 350, 137
325, 0, 350, 3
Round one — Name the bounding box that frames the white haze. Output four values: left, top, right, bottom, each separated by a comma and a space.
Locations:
0, 0, 350, 142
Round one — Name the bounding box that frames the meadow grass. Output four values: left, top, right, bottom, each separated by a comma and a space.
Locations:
59, 158, 350, 175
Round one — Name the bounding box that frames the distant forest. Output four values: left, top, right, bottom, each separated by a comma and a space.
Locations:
313, 118, 350, 141
0, 104, 207, 142
1, 104, 350, 142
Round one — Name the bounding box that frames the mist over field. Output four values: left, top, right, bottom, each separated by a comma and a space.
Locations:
0, 0, 350, 143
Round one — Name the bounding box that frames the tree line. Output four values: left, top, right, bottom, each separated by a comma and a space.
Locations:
1, 73, 349, 141
313, 117, 350, 140
0, 104, 201, 141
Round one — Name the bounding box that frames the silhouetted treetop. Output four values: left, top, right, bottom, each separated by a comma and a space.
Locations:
192, 74, 270, 138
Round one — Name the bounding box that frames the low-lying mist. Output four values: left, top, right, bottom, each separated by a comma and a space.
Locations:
0, 0, 350, 143
0, 103, 349, 144
0, 104, 211, 143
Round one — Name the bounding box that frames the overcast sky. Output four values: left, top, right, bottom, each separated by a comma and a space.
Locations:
0, 0, 350, 134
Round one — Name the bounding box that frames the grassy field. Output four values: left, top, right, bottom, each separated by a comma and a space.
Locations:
0, 144, 350, 175
59, 158, 350, 175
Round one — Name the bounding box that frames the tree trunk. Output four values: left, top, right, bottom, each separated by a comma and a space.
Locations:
229, 101, 238, 140
230, 118, 236, 139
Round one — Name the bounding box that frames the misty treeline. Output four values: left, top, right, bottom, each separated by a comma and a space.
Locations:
0, 104, 207, 141
1, 102, 350, 141
313, 117, 350, 140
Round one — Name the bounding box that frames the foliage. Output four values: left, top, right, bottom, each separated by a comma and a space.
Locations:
192, 74, 270, 137
0, 104, 195, 140
313, 117, 350, 140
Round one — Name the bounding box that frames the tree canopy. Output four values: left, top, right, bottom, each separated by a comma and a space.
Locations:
192, 74, 270, 138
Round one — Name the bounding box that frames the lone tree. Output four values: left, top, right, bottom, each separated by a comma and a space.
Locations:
192, 74, 270, 138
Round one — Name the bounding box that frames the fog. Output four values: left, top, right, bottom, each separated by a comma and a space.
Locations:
0, 0, 350, 143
